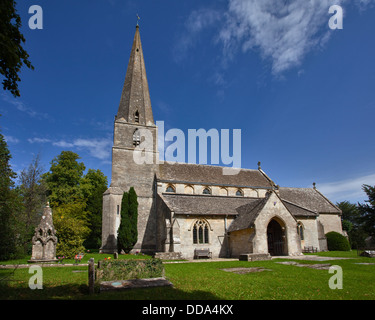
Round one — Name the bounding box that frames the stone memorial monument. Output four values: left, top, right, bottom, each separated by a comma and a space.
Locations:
29, 202, 58, 262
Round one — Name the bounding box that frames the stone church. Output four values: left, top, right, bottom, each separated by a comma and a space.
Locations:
100, 26, 344, 259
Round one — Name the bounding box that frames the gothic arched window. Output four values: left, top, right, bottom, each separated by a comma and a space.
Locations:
202, 187, 211, 195
166, 185, 176, 193
133, 129, 141, 147
297, 223, 304, 241
236, 189, 244, 197
134, 110, 140, 123
192, 220, 209, 244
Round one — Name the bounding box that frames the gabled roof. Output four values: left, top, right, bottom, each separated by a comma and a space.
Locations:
279, 187, 341, 214
281, 200, 318, 218
227, 197, 268, 233
158, 162, 273, 189
159, 193, 261, 216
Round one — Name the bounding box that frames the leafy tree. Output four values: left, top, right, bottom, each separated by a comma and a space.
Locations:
81, 169, 108, 249
0, 131, 20, 260
17, 154, 46, 252
337, 200, 367, 249
117, 187, 138, 253
0, 0, 34, 97
128, 187, 138, 250
53, 202, 90, 259
358, 185, 375, 237
42, 151, 86, 207
42, 151, 108, 253
337, 201, 360, 225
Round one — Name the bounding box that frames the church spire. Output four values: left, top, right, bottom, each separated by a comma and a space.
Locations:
117, 26, 154, 126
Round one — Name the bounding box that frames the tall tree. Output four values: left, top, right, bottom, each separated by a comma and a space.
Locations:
128, 187, 138, 250
42, 151, 108, 254
337, 201, 361, 225
42, 151, 86, 207
117, 188, 138, 254
337, 200, 367, 249
81, 169, 108, 249
0, 0, 34, 97
42, 151, 88, 257
117, 191, 130, 254
358, 185, 375, 237
0, 131, 19, 260
18, 154, 46, 234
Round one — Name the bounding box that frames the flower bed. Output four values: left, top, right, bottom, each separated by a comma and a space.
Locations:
95, 258, 164, 282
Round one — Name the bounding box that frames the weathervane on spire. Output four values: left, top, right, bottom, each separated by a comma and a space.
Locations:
136, 14, 140, 26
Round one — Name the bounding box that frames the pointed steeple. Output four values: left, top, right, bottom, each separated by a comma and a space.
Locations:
117, 26, 154, 126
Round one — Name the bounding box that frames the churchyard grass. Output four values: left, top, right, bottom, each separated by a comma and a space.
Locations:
0, 251, 374, 300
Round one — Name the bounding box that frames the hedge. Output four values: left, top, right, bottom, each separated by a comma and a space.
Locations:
325, 231, 351, 251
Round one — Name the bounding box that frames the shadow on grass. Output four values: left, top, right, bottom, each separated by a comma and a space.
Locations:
0, 275, 220, 300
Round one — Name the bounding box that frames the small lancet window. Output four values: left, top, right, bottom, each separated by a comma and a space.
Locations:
202, 187, 211, 195
134, 110, 140, 123
297, 223, 304, 241
133, 129, 141, 147
236, 189, 244, 197
166, 185, 176, 193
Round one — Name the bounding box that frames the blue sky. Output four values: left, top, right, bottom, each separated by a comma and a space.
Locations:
1, 0, 375, 204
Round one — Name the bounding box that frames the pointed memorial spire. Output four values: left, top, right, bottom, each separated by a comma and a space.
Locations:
117, 25, 154, 126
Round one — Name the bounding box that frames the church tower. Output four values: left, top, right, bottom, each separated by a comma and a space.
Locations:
101, 26, 159, 254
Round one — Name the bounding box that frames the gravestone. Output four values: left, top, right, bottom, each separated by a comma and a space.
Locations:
29, 203, 58, 263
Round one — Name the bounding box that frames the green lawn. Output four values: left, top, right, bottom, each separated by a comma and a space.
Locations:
0, 251, 374, 300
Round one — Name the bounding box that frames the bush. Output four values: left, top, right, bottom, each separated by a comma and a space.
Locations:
96, 259, 164, 282
326, 231, 351, 251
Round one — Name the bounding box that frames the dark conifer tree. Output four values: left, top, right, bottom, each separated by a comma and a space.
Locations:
117, 188, 138, 253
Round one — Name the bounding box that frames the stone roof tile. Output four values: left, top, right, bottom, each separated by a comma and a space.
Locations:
160, 193, 260, 216
279, 187, 341, 214
158, 162, 273, 188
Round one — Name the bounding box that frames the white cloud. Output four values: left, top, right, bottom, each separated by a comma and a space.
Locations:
52, 140, 74, 148
355, 0, 375, 10
316, 173, 375, 203
4, 135, 19, 144
28, 137, 51, 144
1, 93, 50, 119
219, 0, 343, 74
177, 1, 374, 77
173, 7, 222, 63
28, 136, 112, 161
72, 138, 112, 160
52, 138, 112, 160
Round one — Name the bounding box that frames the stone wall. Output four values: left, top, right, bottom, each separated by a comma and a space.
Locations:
317, 213, 343, 235
297, 218, 320, 250
174, 215, 234, 259
228, 228, 254, 258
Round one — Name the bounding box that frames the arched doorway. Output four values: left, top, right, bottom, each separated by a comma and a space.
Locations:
267, 218, 286, 256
